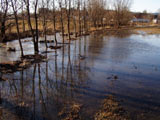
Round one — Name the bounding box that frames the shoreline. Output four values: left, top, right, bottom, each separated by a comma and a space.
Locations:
1, 25, 160, 43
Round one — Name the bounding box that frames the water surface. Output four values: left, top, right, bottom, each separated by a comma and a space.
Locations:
0, 31, 160, 120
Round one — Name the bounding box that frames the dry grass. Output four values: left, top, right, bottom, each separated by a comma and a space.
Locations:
95, 95, 130, 120
5, 18, 160, 42
6, 19, 103, 35
134, 27, 160, 34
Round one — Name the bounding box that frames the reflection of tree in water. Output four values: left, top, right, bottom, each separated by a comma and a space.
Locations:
103, 30, 133, 63
88, 33, 105, 55
104, 30, 132, 38
87, 30, 133, 64
37, 41, 92, 119
1, 32, 133, 119
0, 31, 134, 119
0, 36, 93, 119
48, 42, 90, 100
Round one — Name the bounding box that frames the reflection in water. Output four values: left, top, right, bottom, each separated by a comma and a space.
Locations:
0, 31, 160, 120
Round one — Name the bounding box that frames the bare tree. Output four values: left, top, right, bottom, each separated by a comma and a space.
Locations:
33, 0, 39, 52
88, 0, 106, 29
11, 0, 24, 57
77, 0, 81, 35
83, 0, 87, 33
23, 0, 39, 53
0, 0, 8, 42
65, 0, 71, 41
21, 1, 26, 33
58, 0, 65, 43
52, 0, 58, 45
40, 0, 50, 48
72, 0, 77, 37
113, 0, 132, 28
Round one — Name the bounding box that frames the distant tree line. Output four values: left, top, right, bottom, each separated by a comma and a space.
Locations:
0, 0, 132, 56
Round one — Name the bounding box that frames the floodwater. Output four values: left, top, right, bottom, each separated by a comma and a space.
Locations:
0, 30, 160, 120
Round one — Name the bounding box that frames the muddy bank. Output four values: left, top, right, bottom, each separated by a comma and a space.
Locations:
2, 25, 159, 43
0, 54, 47, 74
2, 29, 57, 43
1, 26, 133, 43
4, 31, 32, 42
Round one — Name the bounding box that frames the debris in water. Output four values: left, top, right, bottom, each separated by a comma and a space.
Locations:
79, 54, 86, 60
107, 75, 118, 80
39, 40, 54, 43
133, 64, 137, 69
114, 75, 118, 80
7, 47, 16, 52
49, 45, 62, 49
155, 67, 158, 71
41, 51, 55, 54
107, 77, 112, 79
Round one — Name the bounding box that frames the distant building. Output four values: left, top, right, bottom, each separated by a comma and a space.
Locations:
152, 13, 160, 24
130, 12, 160, 24
131, 18, 150, 23
152, 19, 158, 24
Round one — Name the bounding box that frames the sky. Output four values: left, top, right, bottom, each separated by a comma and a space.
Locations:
131, 0, 160, 13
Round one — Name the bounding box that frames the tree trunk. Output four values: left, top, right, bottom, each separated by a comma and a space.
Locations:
11, 0, 24, 57
53, 16, 57, 45
0, 0, 8, 43
25, 0, 38, 54
1, 21, 6, 42
22, 2, 26, 32
34, 0, 39, 53
73, 15, 77, 37
53, 0, 57, 45
66, 0, 71, 41
78, 0, 81, 36
43, 13, 48, 48
59, 1, 65, 43
15, 16, 24, 57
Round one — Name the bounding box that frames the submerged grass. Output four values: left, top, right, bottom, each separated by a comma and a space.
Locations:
95, 95, 130, 120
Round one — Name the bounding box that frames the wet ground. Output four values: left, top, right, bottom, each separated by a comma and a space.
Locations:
0, 30, 160, 120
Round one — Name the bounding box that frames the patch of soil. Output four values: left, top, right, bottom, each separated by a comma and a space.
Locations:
95, 95, 130, 120
58, 102, 82, 120
0, 54, 47, 73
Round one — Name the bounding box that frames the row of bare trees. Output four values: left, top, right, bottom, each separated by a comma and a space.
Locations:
0, 0, 132, 56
